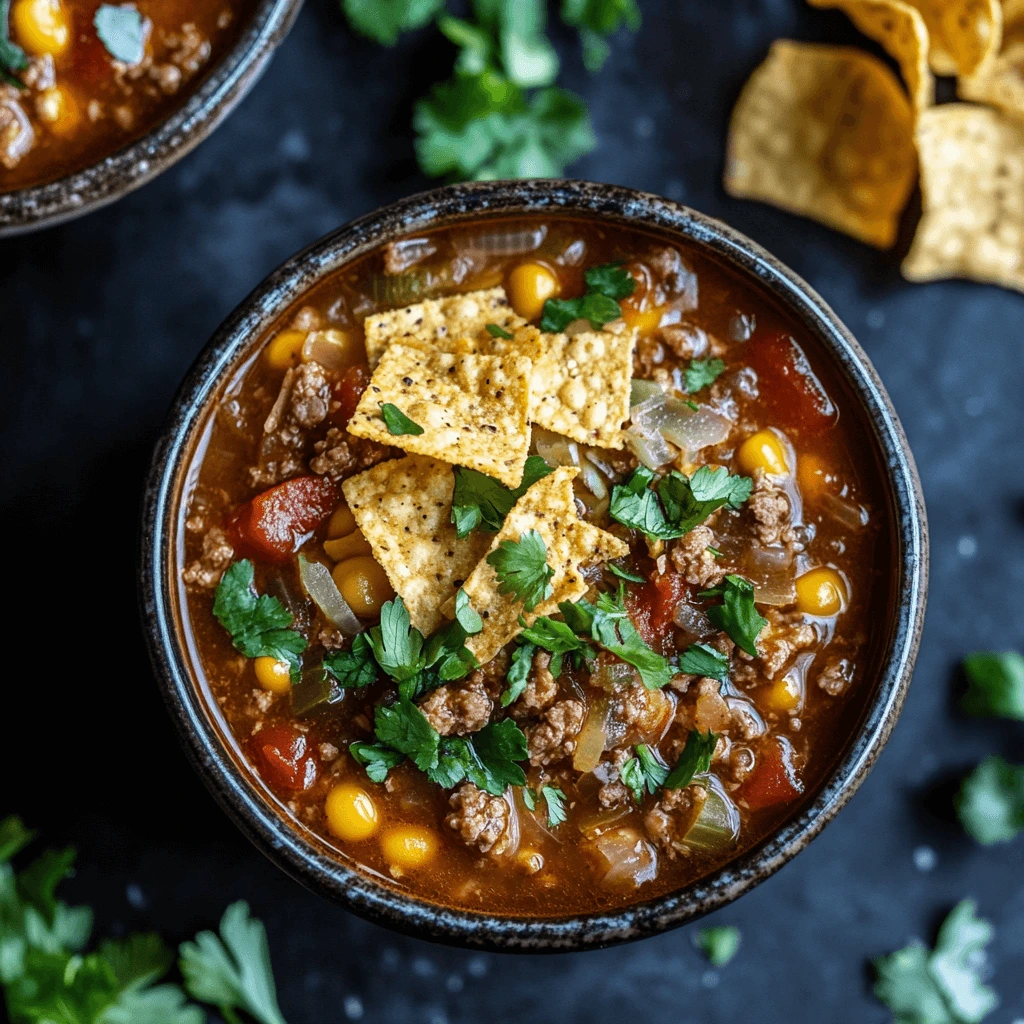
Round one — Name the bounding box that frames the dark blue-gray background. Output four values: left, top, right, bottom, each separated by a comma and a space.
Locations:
2, 1, 1022, 1021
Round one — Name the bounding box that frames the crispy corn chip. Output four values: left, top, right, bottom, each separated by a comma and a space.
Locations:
902, 0, 1002, 75
960, 2, 1024, 115
808, 0, 934, 110
362, 287, 527, 367
341, 455, 490, 634
347, 344, 531, 488
724, 41, 917, 249
528, 326, 636, 449
462, 467, 628, 664
903, 103, 1024, 291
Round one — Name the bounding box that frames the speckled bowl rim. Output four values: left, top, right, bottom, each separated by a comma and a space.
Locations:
0, 0, 304, 236
140, 180, 929, 952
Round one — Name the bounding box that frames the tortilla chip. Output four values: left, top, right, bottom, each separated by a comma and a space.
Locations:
808, 0, 934, 111
341, 455, 490, 634
960, 0, 1024, 116
724, 42, 917, 249
900, 0, 1002, 75
528, 326, 636, 449
363, 287, 528, 368
903, 104, 1024, 291
461, 467, 629, 664
347, 343, 532, 488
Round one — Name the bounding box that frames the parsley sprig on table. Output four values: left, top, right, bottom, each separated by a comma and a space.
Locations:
961, 650, 1024, 720
451, 455, 553, 538
695, 925, 741, 968
539, 260, 636, 332
957, 755, 1024, 846
487, 529, 554, 612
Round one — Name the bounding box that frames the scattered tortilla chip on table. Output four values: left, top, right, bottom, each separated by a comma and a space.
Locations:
363, 287, 527, 367
808, 0, 934, 111
347, 343, 532, 488
901, 0, 1002, 75
903, 103, 1024, 292
341, 455, 490, 634
724, 42, 917, 249
529, 326, 636, 449
960, 1, 1024, 117
461, 467, 629, 664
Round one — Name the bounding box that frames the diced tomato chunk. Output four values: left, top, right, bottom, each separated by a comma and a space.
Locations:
740, 736, 804, 810
332, 365, 372, 426
228, 475, 337, 564
626, 570, 686, 654
252, 724, 318, 793
744, 331, 837, 437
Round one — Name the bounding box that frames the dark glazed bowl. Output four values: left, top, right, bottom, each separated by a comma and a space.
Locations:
141, 180, 928, 952
0, 0, 304, 236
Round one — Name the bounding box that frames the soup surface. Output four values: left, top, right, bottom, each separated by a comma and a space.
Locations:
177, 216, 893, 916
1, 0, 251, 191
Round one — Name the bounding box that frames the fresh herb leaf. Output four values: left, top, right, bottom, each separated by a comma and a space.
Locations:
962, 651, 1024, 720
487, 529, 554, 612
589, 587, 675, 689
323, 634, 379, 689
0, 815, 35, 864
380, 402, 425, 436
0, 0, 28, 85
538, 260, 635, 331
421, 589, 482, 683
608, 465, 674, 539
584, 261, 635, 300
873, 901, 998, 1024
341, 0, 444, 45
450, 455, 553, 537
213, 560, 306, 680
179, 901, 287, 1024
366, 597, 426, 683
679, 642, 729, 681
607, 562, 646, 583
452, 587, 483, 635
685, 399, 699, 412
685, 358, 726, 394
349, 741, 406, 783
373, 698, 440, 772
468, 719, 529, 793
485, 322, 514, 340
501, 641, 536, 706
517, 613, 594, 675
541, 785, 567, 826
956, 755, 1024, 846
472, 0, 559, 89
699, 575, 767, 657
696, 925, 741, 967
560, 0, 640, 71
94, 4, 147, 65
622, 743, 669, 802
707, 545, 724, 558
664, 729, 718, 789
521, 786, 537, 810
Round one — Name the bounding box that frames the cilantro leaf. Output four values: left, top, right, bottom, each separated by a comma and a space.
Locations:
664, 729, 717, 789
487, 529, 554, 611
685, 358, 726, 394
517, 613, 594, 675
696, 925, 741, 967
521, 786, 537, 810
962, 651, 1024, 720
539, 291, 621, 332
957, 756, 1024, 845
323, 634, 379, 689
541, 785, 567, 826
366, 597, 426, 683
373, 698, 440, 772
679, 642, 730, 681
473, 0, 559, 88
699, 575, 767, 657
0, 815, 35, 864
607, 562, 646, 583
874, 901, 998, 1024
179, 901, 286, 1024
501, 641, 536, 706
486, 322, 514, 340
0, 0, 29, 85
380, 402, 425, 436
213, 560, 307, 680
350, 741, 405, 783
590, 587, 675, 689
342, 0, 444, 45
466, 719, 529, 793
608, 466, 675, 539
93, 5, 147, 65
621, 743, 669, 802
584, 261, 636, 300
421, 589, 481, 682
560, 0, 641, 71
451, 455, 553, 537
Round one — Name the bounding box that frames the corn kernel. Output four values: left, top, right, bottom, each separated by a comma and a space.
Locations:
253, 656, 292, 695
323, 531, 372, 562
264, 330, 307, 371
380, 825, 437, 868
736, 428, 790, 477
327, 505, 356, 539
765, 675, 802, 713
12, 0, 69, 56
507, 262, 560, 321
325, 783, 379, 842
36, 85, 80, 135
332, 556, 394, 617
795, 567, 847, 617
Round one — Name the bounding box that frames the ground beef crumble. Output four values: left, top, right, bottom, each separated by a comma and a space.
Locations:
309, 428, 392, 481
644, 785, 707, 856
519, 651, 559, 712
670, 525, 725, 588
182, 527, 234, 588
747, 469, 800, 549
526, 700, 585, 766
419, 677, 493, 736
446, 783, 512, 855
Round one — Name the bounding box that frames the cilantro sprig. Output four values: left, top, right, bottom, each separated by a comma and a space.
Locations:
561, 0, 641, 71
501, 641, 536, 706
696, 926, 741, 968
213, 560, 307, 681
451, 455, 552, 538
961, 651, 1024, 720
956, 756, 1024, 846
342, 0, 444, 45
685, 358, 726, 394
380, 402, 424, 436
620, 744, 669, 802
539, 261, 635, 332
487, 529, 554, 612
678, 642, 730, 681
699, 575, 767, 657
664, 729, 718, 789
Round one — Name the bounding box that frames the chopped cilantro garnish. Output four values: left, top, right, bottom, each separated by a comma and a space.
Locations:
451, 455, 553, 537
0, 0, 28, 86
678, 642, 730, 681
380, 402, 425, 436
213, 560, 306, 680
684, 399, 700, 412
374, 698, 440, 772
323, 634, 379, 689
541, 785, 568, 826
349, 741, 405, 782
522, 786, 537, 810
487, 529, 554, 611
501, 641, 536, 707
589, 587, 675, 689
94, 4, 147, 64
621, 743, 669, 802
342, 0, 443, 45
517, 613, 594, 676
707, 545, 724, 558
685, 358, 726, 394
962, 651, 1024, 720
539, 260, 635, 332
699, 575, 767, 657
485, 322, 514, 339
957, 756, 1024, 845
561, 0, 641, 71
696, 925, 741, 967
607, 562, 646, 583
366, 597, 426, 684
664, 729, 717, 789
873, 901, 998, 1024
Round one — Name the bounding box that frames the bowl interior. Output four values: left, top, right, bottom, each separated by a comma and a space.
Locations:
142, 180, 928, 951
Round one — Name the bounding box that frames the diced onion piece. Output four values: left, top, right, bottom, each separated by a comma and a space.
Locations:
580, 457, 608, 500
591, 827, 658, 888
533, 427, 580, 468
743, 544, 796, 607
685, 775, 740, 851
673, 603, 715, 641
453, 226, 547, 257
592, 659, 638, 693
625, 425, 676, 470
630, 378, 665, 408
297, 556, 363, 636
659, 405, 732, 452
384, 237, 437, 273
573, 698, 609, 772
576, 804, 631, 837
370, 272, 435, 307
301, 329, 357, 373
822, 492, 869, 531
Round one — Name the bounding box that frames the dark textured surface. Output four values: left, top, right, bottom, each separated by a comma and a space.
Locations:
1, 0, 1022, 1020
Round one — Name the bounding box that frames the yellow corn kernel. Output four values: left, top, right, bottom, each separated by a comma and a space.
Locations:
253, 656, 292, 695
36, 85, 80, 135
264, 330, 307, 371
332, 556, 394, 617
797, 453, 833, 500
621, 303, 666, 337
327, 505, 356, 539
795, 567, 848, 617
380, 825, 438, 868
12, 0, 69, 56
516, 848, 544, 874
323, 531, 372, 562
736, 428, 790, 477
765, 675, 802, 713
507, 261, 560, 321
325, 783, 379, 842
